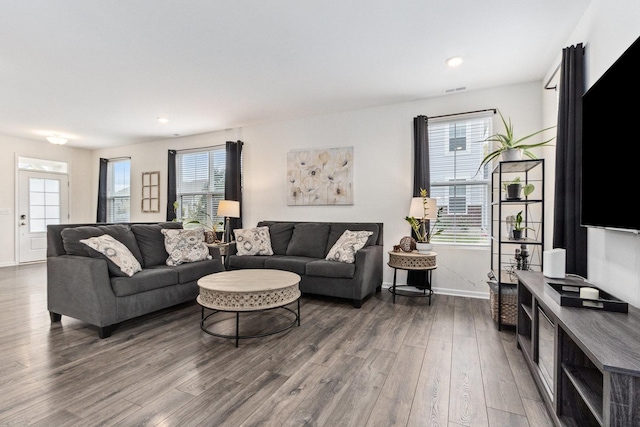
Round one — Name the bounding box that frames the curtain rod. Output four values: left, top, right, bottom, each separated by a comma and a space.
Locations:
545, 64, 561, 91
427, 108, 496, 119
101, 156, 131, 162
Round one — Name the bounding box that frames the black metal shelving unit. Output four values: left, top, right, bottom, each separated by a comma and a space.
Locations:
490, 159, 544, 330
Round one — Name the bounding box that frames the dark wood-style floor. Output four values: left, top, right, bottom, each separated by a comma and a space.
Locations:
0, 263, 554, 426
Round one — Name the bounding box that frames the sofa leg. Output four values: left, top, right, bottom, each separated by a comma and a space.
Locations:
50, 312, 61, 322
353, 299, 362, 308
98, 324, 118, 339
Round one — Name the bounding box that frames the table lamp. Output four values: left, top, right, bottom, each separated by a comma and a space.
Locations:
217, 200, 240, 242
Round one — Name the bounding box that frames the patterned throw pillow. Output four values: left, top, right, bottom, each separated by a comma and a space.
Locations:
161, 228, 211, 266
325, 230, 373, 263
80, 234, 143, 277
234, 226, 274, 256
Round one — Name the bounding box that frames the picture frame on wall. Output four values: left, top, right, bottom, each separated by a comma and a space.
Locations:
286, 146, 353, 205
141, 171, 160, 213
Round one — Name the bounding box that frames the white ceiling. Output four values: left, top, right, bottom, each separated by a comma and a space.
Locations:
1, 1, 592, 150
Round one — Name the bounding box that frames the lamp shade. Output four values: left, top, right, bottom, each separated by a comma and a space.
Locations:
408, 197, 437, 220
217, 200, 240, 218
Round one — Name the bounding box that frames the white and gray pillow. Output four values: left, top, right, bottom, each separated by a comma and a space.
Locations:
325, 230, 373, 263
80, 234, 142, 277
161, 228, 211, 266
234, 226, 274, 256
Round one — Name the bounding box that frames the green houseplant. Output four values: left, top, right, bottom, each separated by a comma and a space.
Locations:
477, 110, 555, 173
503, 176, 535, 200
173, 201, 223, 243
405, 188, 443, 250
511, 210, 534, 239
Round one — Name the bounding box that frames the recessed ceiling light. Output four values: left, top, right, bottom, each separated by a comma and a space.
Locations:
446, 56, 463, 67
157, 117, 169, 124
46, 134, 68, 145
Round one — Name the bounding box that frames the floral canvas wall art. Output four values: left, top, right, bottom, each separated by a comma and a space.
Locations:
287, 147, 353, 205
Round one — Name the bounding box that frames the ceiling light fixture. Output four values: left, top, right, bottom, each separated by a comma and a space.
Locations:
157, 117, 169, 123
446, 56, 463, 67
46, 134, 68, 145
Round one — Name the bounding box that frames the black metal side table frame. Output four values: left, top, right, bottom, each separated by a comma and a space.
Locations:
388, 268, 435, 304
200, 299, 300, 347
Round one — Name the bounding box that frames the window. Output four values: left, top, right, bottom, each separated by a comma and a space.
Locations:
176, 146, 226, 230
428, 111, 493, 245
107, 159, 130, 222
28, 178, 61, 232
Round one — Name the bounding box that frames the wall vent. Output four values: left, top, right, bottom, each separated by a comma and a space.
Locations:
444, 86, 467, 94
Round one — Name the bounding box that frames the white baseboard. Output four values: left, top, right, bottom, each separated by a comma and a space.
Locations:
0, 261, 17, 268
381, 282, 489, 300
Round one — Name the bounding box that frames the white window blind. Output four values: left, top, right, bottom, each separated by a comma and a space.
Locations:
428, 111, 493, 245
176, 146, 226, 229
107, 159, 130, 222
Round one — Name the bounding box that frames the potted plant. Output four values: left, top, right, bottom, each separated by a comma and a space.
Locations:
477, 110, 555, 174
503, 176, 535, 200
511, 210, 533, 240
174, 201, 223, 243
405, 188, 443, 252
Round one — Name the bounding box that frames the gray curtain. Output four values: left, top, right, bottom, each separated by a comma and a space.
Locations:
553, 43, 587, 277
408, 116, 431, 286
96, 158, 108, 223
225, 140, 244, 235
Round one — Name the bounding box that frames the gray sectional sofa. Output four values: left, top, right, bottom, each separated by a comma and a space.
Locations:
226, 221, 383, 307
47, 222, 224, 338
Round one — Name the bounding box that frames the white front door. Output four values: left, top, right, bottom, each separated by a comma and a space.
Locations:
18, 171, 69, 263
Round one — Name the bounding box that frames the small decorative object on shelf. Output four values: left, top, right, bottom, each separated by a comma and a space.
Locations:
398, 236, 416, 252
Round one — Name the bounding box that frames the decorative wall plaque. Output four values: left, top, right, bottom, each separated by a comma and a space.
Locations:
141, 171, 160, 212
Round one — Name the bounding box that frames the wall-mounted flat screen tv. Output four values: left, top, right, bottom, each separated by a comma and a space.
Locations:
581, 35, 640, 232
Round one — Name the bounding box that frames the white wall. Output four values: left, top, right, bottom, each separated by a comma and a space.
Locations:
92, 82, 545, 298
0, 135, 93, 266
556, 0, 640, 307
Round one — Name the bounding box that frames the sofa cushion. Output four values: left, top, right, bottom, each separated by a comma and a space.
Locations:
306, 259, 356, 279
161, 228, 211, 266
110, 266, 179, 297
61, 224, 144, 265
326, 223, 379, 254
80, 234, 143, 277
228, 255, 271, 269
234, 226, 274, 256
172, 259, 223, 284
286, 223, 330, 258
131, 222, 183, 267
325, 230, 373, 263
257, 222, 294, 255
264, 256, 315, 275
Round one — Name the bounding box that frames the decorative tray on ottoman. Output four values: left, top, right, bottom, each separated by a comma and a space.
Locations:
544, 281, 628, 313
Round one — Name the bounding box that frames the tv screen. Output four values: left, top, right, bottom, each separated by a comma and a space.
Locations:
581, 36, 640, 232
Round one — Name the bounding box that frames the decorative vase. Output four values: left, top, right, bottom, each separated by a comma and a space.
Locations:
502, 148, 523, 161
415, 242, 433, 253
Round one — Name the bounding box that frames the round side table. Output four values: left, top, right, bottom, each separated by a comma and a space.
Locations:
387, 251, 437, 304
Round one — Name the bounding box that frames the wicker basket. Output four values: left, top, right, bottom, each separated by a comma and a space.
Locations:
487, 281, 517, 326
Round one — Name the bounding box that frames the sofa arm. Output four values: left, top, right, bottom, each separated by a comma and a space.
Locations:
352, 244, 384, 301
47, 255, 118, 327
